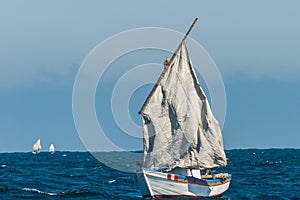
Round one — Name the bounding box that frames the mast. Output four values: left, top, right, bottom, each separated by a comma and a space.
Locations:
138, 18, 198, 114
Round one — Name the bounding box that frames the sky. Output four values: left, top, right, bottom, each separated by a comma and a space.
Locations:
0, 0, 300, 152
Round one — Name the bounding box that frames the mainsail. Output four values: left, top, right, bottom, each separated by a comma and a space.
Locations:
33, 139, 42, 152
49, 144, 55, 153
140, 42, 227, 170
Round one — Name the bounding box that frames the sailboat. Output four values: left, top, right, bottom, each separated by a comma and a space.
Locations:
32, 139, 42, 154
49, 144, 55, 154
136, 18, 231, 198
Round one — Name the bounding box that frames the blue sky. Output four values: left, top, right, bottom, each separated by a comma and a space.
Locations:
0, 1, 300, 152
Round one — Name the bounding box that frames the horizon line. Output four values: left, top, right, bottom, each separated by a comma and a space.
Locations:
0, 147, 299, 153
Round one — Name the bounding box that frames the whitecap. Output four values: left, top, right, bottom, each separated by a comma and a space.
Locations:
108, 179, 116, 183
22, 187, 58, 196
1, 164, 6, 168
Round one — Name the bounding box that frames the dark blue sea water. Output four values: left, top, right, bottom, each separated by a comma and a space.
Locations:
0, 149, 299, 199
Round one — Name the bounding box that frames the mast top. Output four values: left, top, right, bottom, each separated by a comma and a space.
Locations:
166, 18, 198, 67
138, 18, 198, 114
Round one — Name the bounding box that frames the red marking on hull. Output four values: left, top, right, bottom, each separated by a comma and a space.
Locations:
167, 174, 171, 180
174, 174, 178, 181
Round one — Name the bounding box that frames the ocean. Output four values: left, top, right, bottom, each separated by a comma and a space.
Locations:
0, 149, 299, 199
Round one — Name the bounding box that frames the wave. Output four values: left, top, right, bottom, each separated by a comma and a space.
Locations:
108, 179, 116, 183
22, 187, 59, 196
21, 187, 99, 197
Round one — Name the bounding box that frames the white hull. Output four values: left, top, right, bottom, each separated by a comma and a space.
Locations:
137, 170, 231, 198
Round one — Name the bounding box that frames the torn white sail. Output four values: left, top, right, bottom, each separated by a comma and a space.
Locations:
140, 42, 227, 170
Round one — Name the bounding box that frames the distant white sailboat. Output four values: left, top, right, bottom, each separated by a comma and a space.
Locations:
32, 139, 42, 154
49, 144, 55, 154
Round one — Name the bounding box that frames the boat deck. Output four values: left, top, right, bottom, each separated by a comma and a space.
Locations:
201, 173, 229, 179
